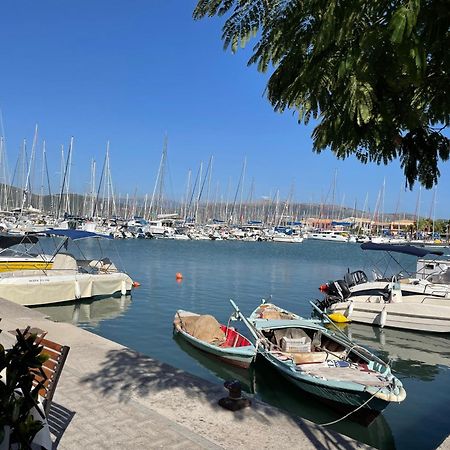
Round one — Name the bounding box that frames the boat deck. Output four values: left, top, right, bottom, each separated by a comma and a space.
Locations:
271, 351, 390, 387
298, 362, 390, 387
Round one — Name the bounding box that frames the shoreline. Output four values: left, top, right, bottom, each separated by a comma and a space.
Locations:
0, 297, 373, 449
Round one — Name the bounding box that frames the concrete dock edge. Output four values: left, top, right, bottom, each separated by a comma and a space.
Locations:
0, 298, 372, 449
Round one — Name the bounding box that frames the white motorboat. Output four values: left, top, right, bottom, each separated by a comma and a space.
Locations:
316, 243, 450, 333
271, 232, 304, 243
416, 257, 450, 285
308, 230, 352, 243
0, 229, 134, 307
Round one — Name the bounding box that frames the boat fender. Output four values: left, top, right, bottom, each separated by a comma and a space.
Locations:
346, 300, 354, 319
121, 280, 127, 296
74, 280, 81, 299
380, 306, 387, 328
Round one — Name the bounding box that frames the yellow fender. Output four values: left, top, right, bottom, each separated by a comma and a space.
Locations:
328, 312, 351, 323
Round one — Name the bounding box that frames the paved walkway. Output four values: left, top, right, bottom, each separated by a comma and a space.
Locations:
0, 298, 371, 449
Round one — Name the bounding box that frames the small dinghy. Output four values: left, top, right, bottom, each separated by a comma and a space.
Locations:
173, 310, 256, 368
230, 300, 406, 421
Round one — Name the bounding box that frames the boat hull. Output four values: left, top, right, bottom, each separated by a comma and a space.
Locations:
174, 327, 255, 368
261, 351, 390, 415
0, 272, 133, 306
327, 301, 450, 333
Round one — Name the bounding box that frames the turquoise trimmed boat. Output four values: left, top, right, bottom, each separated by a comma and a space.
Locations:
173, 310, 256, 368
231, 300, 406, 419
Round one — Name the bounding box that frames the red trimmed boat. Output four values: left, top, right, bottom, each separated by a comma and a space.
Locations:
173, 310, 256, 368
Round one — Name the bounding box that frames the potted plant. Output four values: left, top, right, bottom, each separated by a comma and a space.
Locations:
0, 328, 49, 449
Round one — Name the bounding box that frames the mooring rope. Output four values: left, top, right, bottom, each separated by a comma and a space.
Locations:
316, 387, 383, 427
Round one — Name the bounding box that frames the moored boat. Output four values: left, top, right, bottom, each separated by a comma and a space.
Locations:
316, 243, 450, 332
173, 310, 256, 368
231, 300, 406, 420
0, 229, 134, 306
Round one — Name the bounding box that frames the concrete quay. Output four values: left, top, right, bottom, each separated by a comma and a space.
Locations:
0, 297, 372, 449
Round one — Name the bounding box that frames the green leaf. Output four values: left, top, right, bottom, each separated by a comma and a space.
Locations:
390, 8, 407, 44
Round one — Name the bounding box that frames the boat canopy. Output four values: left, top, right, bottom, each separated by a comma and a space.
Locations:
0, 234, 38, 248
361, 242, 444, 257
331, 221, 353, 227
44, 229, 113, 240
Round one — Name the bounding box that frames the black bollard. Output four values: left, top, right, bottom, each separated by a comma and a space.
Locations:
218, 380, 251, 411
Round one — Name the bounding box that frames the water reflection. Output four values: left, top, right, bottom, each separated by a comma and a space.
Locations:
341, 324, 450, 380
174, 330, 395, 450
32, 295, 132, 327
173, 334, 256, 394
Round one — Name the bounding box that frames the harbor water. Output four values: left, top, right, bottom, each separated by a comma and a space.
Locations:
35, 239, 450, 450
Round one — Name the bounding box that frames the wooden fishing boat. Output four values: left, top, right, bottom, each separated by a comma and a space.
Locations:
173, 310, 256, 368
231, 300, 406, 420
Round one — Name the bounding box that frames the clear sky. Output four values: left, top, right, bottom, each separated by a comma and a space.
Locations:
1, 1, 449, 217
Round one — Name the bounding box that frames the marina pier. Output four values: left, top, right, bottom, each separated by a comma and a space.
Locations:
0, 297, 372, 449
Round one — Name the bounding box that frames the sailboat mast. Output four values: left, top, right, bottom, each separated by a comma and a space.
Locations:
20, 125, 38, 216
39, 140, 46, 211
238, 157, 246, 224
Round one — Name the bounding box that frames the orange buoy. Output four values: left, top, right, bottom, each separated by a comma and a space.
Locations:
176, 272, 183, 280
132, 281, 141, 288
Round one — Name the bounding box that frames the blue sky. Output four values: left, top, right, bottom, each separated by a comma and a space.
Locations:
0, 1, 449, 217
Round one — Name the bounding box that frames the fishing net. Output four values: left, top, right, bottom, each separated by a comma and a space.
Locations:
181, 315, 226, 345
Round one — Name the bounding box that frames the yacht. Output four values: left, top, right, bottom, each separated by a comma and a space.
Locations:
308, 230, 354, 243
271, 232, 304, 243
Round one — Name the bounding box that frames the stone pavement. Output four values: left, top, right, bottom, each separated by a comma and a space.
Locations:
0, 298, 372, 449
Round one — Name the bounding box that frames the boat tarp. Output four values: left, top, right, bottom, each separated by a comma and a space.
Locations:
0, 234, 39, 248
361, 242, 444, 257
43, 229, 113, 240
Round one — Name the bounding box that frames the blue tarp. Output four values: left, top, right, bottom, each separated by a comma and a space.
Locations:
44, 229, 113, 240
361, 242, 444, 257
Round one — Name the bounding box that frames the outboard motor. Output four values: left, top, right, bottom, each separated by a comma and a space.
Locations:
315, 279, 350, 310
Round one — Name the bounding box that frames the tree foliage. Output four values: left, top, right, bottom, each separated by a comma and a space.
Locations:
194, 0, 450, 188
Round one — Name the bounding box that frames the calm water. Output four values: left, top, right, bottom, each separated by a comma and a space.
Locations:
35, 239, 450, 450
